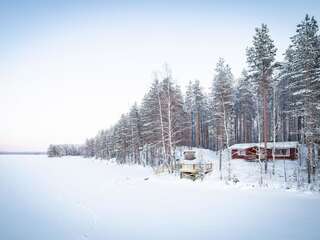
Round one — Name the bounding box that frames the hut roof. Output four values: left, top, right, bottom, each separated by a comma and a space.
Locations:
230, 141, 299, 150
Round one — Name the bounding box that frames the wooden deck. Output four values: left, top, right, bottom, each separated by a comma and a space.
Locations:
179, 162, 213, 180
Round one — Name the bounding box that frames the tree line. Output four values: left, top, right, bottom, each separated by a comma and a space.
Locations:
47, 144, 83, 157
48, 15, 320, 183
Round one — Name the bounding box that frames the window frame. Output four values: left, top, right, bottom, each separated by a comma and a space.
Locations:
274, 148, 290, 157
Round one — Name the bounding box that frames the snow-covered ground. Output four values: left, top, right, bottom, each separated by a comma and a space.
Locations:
1, 154, 320, 240
177, 147, 317, 190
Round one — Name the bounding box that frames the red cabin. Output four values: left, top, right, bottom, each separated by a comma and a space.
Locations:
230, 142, 299, 161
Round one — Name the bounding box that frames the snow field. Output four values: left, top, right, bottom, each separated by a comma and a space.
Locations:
1, 154, 320, 240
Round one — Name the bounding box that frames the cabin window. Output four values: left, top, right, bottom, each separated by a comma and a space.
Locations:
238, 150, 246, 156
184, 151, 196, 160
275, 149, 290, 156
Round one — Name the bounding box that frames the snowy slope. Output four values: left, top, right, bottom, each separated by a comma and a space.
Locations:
1, 154, 320, 240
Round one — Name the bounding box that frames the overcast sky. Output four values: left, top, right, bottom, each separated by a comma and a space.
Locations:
0, 0, 319, 151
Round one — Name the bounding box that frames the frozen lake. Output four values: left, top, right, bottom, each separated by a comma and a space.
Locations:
1, 155, 320, 240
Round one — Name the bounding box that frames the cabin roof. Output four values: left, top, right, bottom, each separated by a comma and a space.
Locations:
229, 143, 256, 150
230, 141, 299, 150
183, 150, 196, 153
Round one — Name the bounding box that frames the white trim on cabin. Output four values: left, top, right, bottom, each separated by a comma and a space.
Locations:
230, 141, 299, 150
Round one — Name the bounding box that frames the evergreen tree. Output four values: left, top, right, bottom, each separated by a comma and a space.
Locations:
211, 58, 234, 180
184, 80, 207, 148
140, 78, 165, 166
128, 103, 143, 164
234, 70, 255, 143
247, 23, 277, 173
284, 15, 320, 183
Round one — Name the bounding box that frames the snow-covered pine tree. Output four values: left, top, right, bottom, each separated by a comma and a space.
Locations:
47, 144, 57, 157
211, 58, 234, 180
201, 93, 210, 149
184, 80, 208, 148
84, 138, 95, 158
277, 47, 295, 142
234, 70, 255, 143
140, 78, 165, 166
271, 66, 282, 176
159, 65, 185, 171
192, 80, 207, 148
184, 81, 194, 147
95, 130, 107, 160
169, 83, 186, 149
128, 103, 143, 164
285, 15, 320, 183
247, 23, 277, 173
112, 114, 130, 164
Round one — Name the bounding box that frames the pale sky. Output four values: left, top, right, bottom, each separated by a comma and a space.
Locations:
1, 0, 319, 151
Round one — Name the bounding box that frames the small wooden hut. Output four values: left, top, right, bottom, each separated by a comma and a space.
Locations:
179, 150, 213, 180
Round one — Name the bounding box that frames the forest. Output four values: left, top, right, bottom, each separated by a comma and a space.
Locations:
48, 14, 320, 184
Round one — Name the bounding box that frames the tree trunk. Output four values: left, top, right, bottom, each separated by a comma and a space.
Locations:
196, 111, 201, 147
221, 96, 231, 181
272, 87, 276, 176
157, 85, 167, 165
263, 82, 269, 174
307, 141, 312, 184
257, 97, 263, 186
219, 149, 222, 180
167, 79, 174, 172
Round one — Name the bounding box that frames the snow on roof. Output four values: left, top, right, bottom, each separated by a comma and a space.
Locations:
183, 150, 196, 153
229, 143, 256, 150
230, 141, 299, 150
264, 141, 299, 149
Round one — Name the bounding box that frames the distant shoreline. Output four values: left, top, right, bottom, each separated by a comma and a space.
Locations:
0, 152, 46, 155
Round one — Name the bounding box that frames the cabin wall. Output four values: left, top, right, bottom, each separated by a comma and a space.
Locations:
268, 148, 297, 160
232, 147, 256, 160
232, 147, 298, 160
